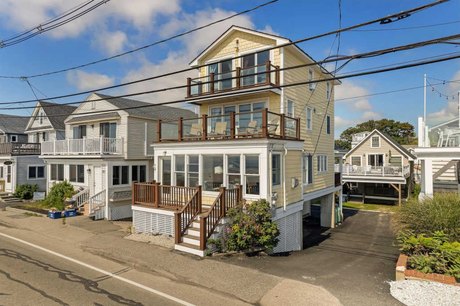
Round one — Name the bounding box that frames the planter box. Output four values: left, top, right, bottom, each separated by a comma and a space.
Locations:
396, 254, 459, 286
48, 211, 63, 219
64, 209, 77, 217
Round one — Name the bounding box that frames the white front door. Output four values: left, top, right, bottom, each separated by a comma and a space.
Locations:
5, 165, 12, 192
94, 166, 104, 194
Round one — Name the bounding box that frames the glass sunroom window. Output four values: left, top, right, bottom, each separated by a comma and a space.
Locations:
227, 155, 241, 188
188, 155, 199, 187
245, 155, 259, 195
175, 155, 185, 186
203, 155, 224, 191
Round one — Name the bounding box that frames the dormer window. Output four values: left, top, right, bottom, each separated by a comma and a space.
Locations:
39, 111, 44, 125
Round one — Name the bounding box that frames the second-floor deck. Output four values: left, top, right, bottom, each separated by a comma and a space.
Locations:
342, 165, 410, 178
157, 109, 300, 143
41, 137, 123, 156
0, 142, 41, 155
187, 61, 280, 98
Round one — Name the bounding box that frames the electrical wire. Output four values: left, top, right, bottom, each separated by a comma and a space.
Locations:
13, 51, 460, 120
0, 0, 446, 79
0, 0, 110, 48
2, 30, 460, 107
350, 19, 460, 32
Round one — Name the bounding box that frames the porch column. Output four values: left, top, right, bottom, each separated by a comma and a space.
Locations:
320, 193, 335, 228
419, 158, 433, 199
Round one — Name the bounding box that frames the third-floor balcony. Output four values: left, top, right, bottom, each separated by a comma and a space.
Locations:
41, 137, 123, 156
186, 61, 280, 98
157, 108, 300, 143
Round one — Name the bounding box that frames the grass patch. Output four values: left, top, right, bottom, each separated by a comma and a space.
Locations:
15, 201, 49, 215
343, 201, 400, 213
23, 212, 43, 217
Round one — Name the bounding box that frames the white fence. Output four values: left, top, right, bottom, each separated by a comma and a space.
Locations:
41, 137, 123, 155
343, 165, 409, 177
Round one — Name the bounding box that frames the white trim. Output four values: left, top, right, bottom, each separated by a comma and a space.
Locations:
350, 155, 362, 167
27, 164, 45, 180
131, 205, 176, 216
271, 200, 303, 221
303, 186, 341, 202
370, 135, 381, 148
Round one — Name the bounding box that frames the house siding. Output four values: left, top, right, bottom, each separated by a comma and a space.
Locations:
126, 117, 156, 159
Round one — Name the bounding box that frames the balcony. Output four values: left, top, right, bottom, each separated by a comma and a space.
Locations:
41, 137, 123, 156
342, 165, 409, 178
186, 61, 280, 98
0, 142, 41, 155
157, 109, 300, 143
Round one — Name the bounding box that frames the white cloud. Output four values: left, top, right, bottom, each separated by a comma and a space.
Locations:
427, 69, 460, 125
67, 70, 114, 91
361, 111, 382, 121
335, 80, 379, 112
92, 30, 128, 56
334, 116, 353, 129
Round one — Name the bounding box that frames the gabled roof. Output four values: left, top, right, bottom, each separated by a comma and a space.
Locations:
92, 93, 196, 121
26, 101, 77, 131
429, 117, 459, 131
0, 114, 29, 134
344, 129, 416, 161
188, 25, 338, 82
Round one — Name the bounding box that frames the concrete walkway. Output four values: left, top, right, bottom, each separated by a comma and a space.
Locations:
0, 207, 341, 305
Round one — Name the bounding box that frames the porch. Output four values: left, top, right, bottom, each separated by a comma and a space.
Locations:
41, 137, 123, 156
132, 182, 243, 255
158, 108, 300, 142
342, 165, 410, 179
186, 61, 280, 98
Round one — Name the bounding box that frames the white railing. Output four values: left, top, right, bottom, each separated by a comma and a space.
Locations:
73, 188, 90, 208
89, 189, 106, 215
41, 137, 123, 155
343, 165, 408, 177
334, 164, 341, 172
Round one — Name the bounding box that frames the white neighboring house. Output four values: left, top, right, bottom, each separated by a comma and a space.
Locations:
40, 93, 195, 220
0, 114, 43, 193
416, 116, 460, 197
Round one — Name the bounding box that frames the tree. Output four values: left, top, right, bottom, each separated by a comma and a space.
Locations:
335, 119, 417, 150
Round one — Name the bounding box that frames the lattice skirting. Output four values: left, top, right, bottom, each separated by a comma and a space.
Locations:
108, 204, 133, 221
132, 210, 174, 236
273, 210, 303, 253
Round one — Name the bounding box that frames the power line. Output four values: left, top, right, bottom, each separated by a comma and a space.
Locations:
0, 0, 110, 48
350, 19, 460, 32
2, 29, 459, 107
14, 51, 460, 119
0, 0, 279, 79
0, 0, 446, 80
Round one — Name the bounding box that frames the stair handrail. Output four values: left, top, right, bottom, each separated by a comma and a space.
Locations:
72, 188, 90, 208
89, 189, 106, 214
174, 185, 201, 244
199, 184, 243, 250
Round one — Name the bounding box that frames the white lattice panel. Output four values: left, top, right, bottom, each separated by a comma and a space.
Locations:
133, 210, 174, 236
109, 205, 132, 220
273, 210, 302, 253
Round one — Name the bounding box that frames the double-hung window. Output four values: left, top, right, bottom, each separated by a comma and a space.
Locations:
303, 154, 313, 185
227, 155, 241, 188
50, 164, 64, 181
188, 155, 199, 187
69, 165, 85, 183
245, 155, 260, 195
306, 108, 313, 131
131, 165, 146, 183
272, 154, 281, 185
73, 125, 86, 139
287, 100, 295, 117
174, 155, 185, 186
317, 155, 328, 173
371, 136, 380, 148
308, 69, 315, 91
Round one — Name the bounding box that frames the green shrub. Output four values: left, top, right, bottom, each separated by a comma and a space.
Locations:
397, 231, 460, 278
219, 199, 280, 253
14, 184, 38, 200
44, 181, 75, 211
398, 193, 460, 241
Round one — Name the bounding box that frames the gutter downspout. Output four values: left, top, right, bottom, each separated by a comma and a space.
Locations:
283, 144, 287, 211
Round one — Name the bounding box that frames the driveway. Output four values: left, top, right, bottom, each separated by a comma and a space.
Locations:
213, 208, 402, 306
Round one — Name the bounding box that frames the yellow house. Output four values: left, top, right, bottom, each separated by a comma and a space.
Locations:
132, 26, 342, 256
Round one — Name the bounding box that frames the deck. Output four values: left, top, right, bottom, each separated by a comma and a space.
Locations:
0, 142, 41, 155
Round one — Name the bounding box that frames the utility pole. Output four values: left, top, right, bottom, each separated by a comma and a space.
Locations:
458, 91, 460, 129
423, 73, 427, 146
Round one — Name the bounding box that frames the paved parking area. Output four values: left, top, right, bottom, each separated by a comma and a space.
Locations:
214, 208, 402, 306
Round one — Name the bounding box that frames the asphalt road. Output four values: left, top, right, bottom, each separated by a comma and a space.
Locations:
0, 236, 182, 306
215, 208, 402, 306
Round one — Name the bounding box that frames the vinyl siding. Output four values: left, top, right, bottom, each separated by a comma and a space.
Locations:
272, 150, 303, 208
126, 117, 156, 159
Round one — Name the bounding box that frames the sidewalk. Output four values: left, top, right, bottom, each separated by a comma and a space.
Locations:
0, 208, 342, 305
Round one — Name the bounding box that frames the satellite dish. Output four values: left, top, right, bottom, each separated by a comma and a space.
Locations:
4, 161, 13, 165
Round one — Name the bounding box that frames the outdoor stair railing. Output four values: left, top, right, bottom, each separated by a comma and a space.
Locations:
174, 186, 202, 244
89, 189, 106, 215
200, 185, 243, 250
73, 188, 90, 208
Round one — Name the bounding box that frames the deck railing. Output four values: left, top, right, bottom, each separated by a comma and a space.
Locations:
73, 188, 90, 208
343, 165, 410, 177
132, 182, 199, 209
200, 185, 243, 250
41, 137, 123, 156
175, 186, 202, 244
0, 142, 41, 155
158, 108, 300, 142
187, 61, 280, 98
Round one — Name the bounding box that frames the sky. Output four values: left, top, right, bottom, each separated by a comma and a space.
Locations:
0, 0, 459, 138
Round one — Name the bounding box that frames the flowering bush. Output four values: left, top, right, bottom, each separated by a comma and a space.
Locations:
211, 199, 279, 253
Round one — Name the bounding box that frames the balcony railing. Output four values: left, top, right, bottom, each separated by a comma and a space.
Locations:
157, 108, 300, 143
0, 142, 41, 155
41, 137, 123, 156
343, 165, 410, 177
187, 61, 280, 98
